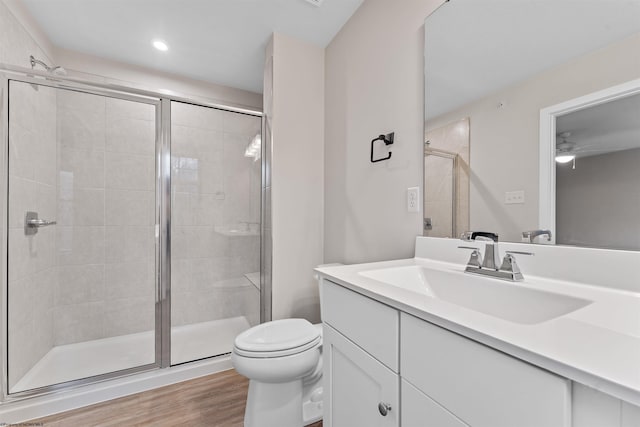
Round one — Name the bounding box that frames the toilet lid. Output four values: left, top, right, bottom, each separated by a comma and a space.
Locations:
234, 319, 320, 353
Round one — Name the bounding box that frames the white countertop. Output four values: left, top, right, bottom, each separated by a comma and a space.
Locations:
316, 257, 640, 406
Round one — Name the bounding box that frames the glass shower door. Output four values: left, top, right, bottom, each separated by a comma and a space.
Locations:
7, 80, 159, 393
170, 101, 261, 364
424, 150, 457, 238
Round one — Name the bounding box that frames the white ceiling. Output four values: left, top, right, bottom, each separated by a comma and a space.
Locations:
556, 92, 640, 158
425, 0, 640, 120
21, 0, 363, 94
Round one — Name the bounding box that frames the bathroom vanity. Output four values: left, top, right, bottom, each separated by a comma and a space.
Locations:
316, 237, 640, 427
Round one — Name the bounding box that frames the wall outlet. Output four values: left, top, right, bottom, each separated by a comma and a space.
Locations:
504, 190, 525, 205
407, 187, 420, 212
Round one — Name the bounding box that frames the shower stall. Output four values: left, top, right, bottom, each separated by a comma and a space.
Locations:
0, 66, 266, 398
423, 147, 458, 238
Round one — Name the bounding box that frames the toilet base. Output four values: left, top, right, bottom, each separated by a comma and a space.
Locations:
244, 379, 303, 427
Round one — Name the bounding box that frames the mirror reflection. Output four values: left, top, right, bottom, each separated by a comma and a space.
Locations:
554, 93, 640, 250
423, 0, 640, 249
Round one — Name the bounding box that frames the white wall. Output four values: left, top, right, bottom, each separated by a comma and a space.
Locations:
428, 33, 640, 242
324, 0, 444, 264
270, 33, 324, 322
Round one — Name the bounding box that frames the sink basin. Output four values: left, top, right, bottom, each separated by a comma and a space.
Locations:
358, 266, 592, 324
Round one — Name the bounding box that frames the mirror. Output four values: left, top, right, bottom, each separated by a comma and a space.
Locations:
423, 0, 640, 249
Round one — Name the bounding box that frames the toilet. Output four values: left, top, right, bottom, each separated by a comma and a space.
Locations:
232, 319, 323, 427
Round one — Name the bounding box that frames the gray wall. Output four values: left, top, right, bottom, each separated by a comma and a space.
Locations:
556, 148, 640, 250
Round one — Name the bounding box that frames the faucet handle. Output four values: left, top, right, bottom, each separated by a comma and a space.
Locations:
522, 229, 552, 243
504, 250, 534, 256
457, 246, 483, 268
500, 251, 534, 281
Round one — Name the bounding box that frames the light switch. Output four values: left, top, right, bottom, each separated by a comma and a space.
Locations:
505, 190, 525, 204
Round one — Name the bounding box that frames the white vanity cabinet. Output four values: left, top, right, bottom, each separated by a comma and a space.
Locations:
321, 279, 572, 427
322, 279, 400, 426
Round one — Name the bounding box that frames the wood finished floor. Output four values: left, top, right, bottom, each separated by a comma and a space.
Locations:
31, 369, 323, 427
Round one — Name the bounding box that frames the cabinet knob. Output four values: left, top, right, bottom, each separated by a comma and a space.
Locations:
378, 402, 392, 416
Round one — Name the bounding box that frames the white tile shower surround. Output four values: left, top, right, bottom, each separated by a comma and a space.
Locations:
52, 89, 157, 349
11, 316, 250, 393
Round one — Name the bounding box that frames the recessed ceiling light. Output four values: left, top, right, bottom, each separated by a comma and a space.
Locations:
152, 40, 169, 52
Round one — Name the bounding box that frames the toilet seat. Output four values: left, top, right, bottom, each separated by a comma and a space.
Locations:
234, 319, 321, 358
234, 335, 320, 358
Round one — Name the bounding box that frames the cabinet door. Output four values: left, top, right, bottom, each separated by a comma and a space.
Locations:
323, 324, 399, 427
401, 313, 571, 427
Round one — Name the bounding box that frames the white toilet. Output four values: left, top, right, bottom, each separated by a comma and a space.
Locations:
232, 318, 323, 427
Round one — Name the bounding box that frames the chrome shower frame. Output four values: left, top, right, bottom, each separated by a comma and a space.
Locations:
0, 63, 267, 403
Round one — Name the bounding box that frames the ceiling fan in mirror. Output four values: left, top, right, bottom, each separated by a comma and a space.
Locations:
555, 132, 602, 169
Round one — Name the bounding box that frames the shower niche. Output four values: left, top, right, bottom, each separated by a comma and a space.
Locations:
2, 75, 263, 396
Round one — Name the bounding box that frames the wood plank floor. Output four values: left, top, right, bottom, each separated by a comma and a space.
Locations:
31, 369, 323, 427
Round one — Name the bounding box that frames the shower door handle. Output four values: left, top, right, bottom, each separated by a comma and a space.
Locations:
27, 219, 57, 227
25, 211, 56, 235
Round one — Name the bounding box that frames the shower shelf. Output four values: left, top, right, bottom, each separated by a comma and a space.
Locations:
213, 225, 259, 237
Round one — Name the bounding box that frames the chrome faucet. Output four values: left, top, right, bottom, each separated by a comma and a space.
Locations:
459, 231, 533, 281
522, 229, 552, 243
460, 231, 500, 269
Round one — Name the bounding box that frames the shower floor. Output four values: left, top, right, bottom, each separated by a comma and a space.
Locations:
11, 316, 251, 394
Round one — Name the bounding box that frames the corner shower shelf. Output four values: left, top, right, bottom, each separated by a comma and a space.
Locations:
214, 225, 259, 237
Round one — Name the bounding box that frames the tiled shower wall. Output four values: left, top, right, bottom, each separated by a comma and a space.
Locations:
171, 102, 261, 329
54, 90, 156, 345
